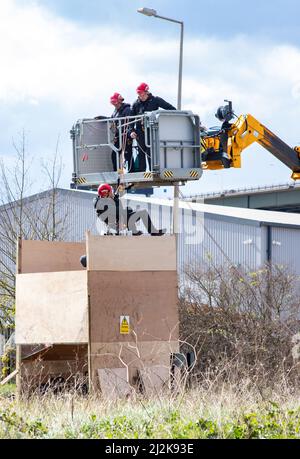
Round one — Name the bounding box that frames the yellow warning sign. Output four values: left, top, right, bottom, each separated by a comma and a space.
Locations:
120, 315, 130, 334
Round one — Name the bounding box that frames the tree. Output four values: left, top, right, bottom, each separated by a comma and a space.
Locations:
0, 131, 68, 331
180, 262, 300, 387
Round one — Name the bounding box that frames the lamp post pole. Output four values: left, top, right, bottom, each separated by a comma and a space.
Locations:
137, 8, 184, 110
177, 20, 184, 110
137, 8, 184, 240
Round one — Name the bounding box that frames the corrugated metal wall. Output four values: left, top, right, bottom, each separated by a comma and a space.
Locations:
183, 215, 263, 272
127, 198, 266, 275
55, 190, 98, 242
271, 227, 300, 275
51, 191, 300, 277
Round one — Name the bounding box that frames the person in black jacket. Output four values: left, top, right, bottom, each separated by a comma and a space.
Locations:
79, 182, 166, 267
96, 93, 134, 173
94, 183, 166, 236
130, 83, 176, 172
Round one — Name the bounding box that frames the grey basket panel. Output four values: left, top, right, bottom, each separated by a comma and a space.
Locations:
155, 112, 199, 169
75, 120, 114, 174
158, 113, 195, 142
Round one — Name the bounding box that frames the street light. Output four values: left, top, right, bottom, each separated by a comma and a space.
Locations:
137, 7, 184, 109
137, 7, 157, 16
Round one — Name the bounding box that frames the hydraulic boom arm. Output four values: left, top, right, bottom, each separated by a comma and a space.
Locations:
201, 102, 300, 180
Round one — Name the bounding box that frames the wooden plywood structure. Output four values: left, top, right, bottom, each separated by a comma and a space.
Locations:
88, 267, 179, 387
16, 240, 88, 394
19, 240, 86, 273
15, 271, 88, 344
21, 345, 88, 390
16, 235, 179, 395
87, 234, 176, 271
86, 234, 179, 391
88, 271, 178, 343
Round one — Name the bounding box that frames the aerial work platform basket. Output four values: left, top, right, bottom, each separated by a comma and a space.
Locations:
71, 110, 202, 189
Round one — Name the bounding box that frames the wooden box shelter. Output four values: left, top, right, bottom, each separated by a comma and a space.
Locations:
15, 234, 179, 396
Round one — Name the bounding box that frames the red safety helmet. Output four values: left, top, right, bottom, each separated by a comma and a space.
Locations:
97, 183, 113, 197
110, 92, 124, 104
136, 82, 149, 93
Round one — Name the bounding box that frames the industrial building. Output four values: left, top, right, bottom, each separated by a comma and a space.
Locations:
185, 182, 300, 213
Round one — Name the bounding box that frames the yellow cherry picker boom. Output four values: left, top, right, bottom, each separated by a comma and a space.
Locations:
200, 100, 300, 181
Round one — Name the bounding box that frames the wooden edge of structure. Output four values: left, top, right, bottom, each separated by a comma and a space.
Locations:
0, 369, 18, 386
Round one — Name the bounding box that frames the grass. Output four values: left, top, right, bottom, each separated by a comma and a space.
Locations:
1, 381, 300, 438
0, 383, 16, 399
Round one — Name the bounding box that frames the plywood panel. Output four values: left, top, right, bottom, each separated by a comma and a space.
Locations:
139, 366, 170, 395
87, 234, 176, 271
15, 271, 88, 344
90, 340, 179, 388
91, 341, 179, 368
20, 240, 86, 273
88, 271, 179, 344
22, 344, 87, 361
97, 368, 133, 398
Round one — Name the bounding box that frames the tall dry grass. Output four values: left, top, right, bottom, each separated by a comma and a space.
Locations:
1, 367, 300, 438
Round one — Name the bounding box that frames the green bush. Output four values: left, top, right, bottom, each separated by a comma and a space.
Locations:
60, 404, 300, 439
0, 408, 48, 438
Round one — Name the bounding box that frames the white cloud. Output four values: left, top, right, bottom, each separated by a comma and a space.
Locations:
1, 0, 300, 193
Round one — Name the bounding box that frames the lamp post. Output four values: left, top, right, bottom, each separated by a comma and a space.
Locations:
137, 7, 184, 110
137, 7, 184, 242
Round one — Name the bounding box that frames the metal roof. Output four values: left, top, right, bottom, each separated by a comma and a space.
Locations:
0, 187, 97, 210
2, 187, 300, 228
184, 181, 300, 200
125, 194, 300, 228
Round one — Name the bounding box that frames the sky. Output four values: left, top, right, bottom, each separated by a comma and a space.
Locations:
1, 0, 300, 197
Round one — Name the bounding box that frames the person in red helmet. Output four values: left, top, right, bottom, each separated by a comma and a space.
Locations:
95, 92, 134, 173
94, 182, 166, 236
80, 181, 166, 267
97, 183, 113, 197
109, 93, 134, 172
130, 83, 176, 172
80, 184, 114, 267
